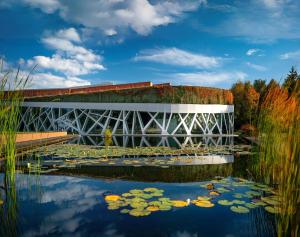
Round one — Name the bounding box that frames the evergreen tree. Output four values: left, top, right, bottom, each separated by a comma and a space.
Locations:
282, 66, 299, 95
253, 79, 267, 94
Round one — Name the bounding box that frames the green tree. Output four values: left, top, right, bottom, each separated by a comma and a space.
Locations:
282, 66, 299, 95
253, 79, 266, 94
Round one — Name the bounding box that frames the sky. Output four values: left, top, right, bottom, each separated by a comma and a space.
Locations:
0, 0, 299, 89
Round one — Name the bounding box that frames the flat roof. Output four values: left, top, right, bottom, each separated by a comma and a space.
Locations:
21, 81, 159, 98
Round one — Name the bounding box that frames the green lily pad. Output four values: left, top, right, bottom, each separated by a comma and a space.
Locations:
246, 191, 261, 197
230, 206, 250, 214
232, 200, 246, 205
120, 209, 130, 214
245, 203, 257, 209
264, 206, 280, 214
218, 200, 233, 206
261, 196, 280, 206
129, 208, 151, 217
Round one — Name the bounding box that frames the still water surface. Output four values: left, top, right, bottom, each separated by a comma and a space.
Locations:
0, 136, 277, 237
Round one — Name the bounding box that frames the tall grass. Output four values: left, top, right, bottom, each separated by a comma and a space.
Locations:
0, 61, 31, 182
0, 60, 31, 237
255, 83, 300, 236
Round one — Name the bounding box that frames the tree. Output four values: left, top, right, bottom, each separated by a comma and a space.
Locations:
282, 66, 299, 95
253, 79, 266, 94
231, 81, 259, 128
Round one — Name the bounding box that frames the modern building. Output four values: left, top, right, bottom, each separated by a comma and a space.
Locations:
19, 82, 234, 136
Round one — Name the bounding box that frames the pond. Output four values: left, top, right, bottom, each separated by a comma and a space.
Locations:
0, 136, 279, 237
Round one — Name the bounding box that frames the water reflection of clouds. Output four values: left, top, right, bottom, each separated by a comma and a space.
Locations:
21, 175, 108, 237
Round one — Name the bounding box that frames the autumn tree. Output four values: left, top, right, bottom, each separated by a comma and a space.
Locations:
231, 81, 259, 128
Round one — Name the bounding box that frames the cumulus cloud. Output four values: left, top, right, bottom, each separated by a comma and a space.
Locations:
246, 62, 267, 71
25, 27, 105, 88
280, 49, 300, 60
134, 47, 221, 69
21, 0, 205, 36
168, 71, 247, 86
29, 73, 90, 89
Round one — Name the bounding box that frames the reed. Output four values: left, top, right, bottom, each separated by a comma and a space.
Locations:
255, 83, 300, 236
0, 61, 32, 184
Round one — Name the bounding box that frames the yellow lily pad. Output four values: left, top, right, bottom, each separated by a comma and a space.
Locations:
209, 191, 220, 196
105, 195, 121, 202
171, 200, 188, 207
193, 200, 214, 208
146, 206, 160, 212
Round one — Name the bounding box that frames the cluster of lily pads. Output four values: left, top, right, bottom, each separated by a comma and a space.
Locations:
104, 188, 175, 217
103, 177, 282, 217
201, 177, 281, 214
26, 143, 238, 160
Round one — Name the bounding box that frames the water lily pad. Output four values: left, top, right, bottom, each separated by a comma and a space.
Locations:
171, 200, 188, 207
146, 206, 160, 212
245, 203, 257, 209
197, 196, 211, 201
120, 209, 130, 214
230, 206, 250, 214
252, 200, 267, 206
129, 189, 144, 195
193, 200, 214, 208
218, 200, 233, 206
264, 206, 280, 214
232, 200, 246, 205
129, 208, 151, 217
105, 195, 121, 202
261, 196, 280, 206
122, 193, 133, 197
217, 187, 230, 193
209, 191, 220, 196
246, 191, 261, 197
144, 188, 160, 192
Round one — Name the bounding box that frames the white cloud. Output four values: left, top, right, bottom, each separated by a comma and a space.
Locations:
56, 27, 81, 42
25, 28, 105, 88
246, 62, 267, 71
169, 71, 247, 86
246, 48, 261, 56
134, 48, 221, 69
29, 73, 91, 88
23, 0, 61, 13
28, 54, 103, 76
21, 0, 205, 36
280, 49, 300, 59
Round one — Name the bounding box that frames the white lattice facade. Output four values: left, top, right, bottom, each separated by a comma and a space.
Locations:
20, 102, 234, 136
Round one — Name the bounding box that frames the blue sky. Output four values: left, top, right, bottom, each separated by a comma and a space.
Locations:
0, 0, 299, 89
